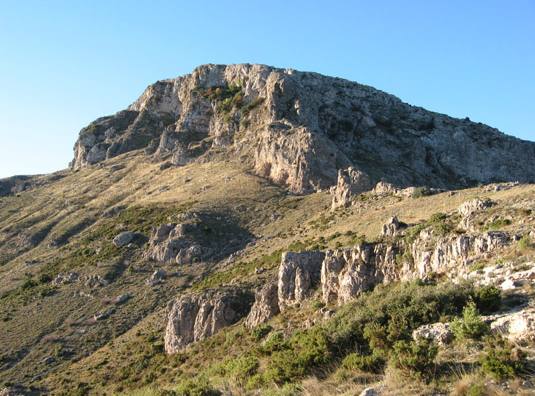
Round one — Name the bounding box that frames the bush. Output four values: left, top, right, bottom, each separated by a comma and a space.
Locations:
451, 302, 489, 340
474, 286, 501, 314
174, 376, 220, 396
518, 235, 532, 251
479, 336, 526, 380
261, 332, 288, 354
251, 324, 273, 341
341, 350, 385, 373
224, 355, 259, 385
389, 340, 437, 380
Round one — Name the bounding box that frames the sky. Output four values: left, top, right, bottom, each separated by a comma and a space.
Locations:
0, 1, 534, 178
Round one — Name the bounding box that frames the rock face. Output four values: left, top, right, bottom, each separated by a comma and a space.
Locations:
488, 307, 535, 343
112, 231, 136, 247
71, 64, 535, 194
164, 288, 253, 353
278, 251, 325, 310
245, 282, 280, 329
330, 167, 372, 209
458, 198, 495, 218
408, 231, 510, 279
321, 243, 399, 304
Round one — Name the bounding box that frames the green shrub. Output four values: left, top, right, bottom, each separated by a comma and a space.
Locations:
251, 324, 273, 341
224, 355, 259, 385
174, 376, 220, 396
479, 336, 526, 380
451, 302, 489, 340
389, 340, 437, 380
412, 187, 432, 198
341, 350, 385, 373
486, 218, 512, 231
518, 235, 532, 251
261, 332, 288, 354
474, 285, 501, 314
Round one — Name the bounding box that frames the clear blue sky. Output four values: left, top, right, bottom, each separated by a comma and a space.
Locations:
1, 1, 534, 178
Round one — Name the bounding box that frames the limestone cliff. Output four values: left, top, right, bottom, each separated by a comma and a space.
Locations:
71, 64, 535, 194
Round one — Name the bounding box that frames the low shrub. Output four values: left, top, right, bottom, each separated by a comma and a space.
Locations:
251, 324, 273, 341
479, 336, 526, 380
174, 376, 221, 396
341, 350, 385, 373
451, 302, 489, 340
474, 285, 501, 314
389, 339, 437, 381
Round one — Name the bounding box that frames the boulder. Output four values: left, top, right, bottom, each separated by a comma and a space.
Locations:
245, 282, 280, 329
412, 322, 452, 345
321, 243, 398, 305
146, 268, 166, 286
112, 231, 136, 247
164, 288, 253, 353
278, 251, 325, 310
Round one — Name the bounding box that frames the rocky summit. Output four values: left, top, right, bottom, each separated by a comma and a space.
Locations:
1, 64, 535, 395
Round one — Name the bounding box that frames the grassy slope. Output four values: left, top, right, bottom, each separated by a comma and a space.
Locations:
0, 150, 534, 394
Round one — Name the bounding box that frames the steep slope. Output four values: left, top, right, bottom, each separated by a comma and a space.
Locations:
72, 64, 535, 193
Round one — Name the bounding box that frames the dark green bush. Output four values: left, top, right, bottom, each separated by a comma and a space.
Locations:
261, 331, 288, 354
174, 376, 221, 396
389, 340, 437, 380
251, 324, 273, 341
474, 285, 501, 314
341, 350, 385, 373
451, 302, 489, 340
479, 336, 526, 380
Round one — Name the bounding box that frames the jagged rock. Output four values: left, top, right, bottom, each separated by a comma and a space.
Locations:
164, 288, 253, 353
146, 269, 166, 286
408, 231, 510, 279
245, 282, 280, 329
483, 181, 520, 192
330, 167, 372, 209
176, 244, 202, 265
412, 322, 452, 345
71, 64, 535, 193
486, 307, 535, 343
145, 223, 189, 263
278, 251, 325, 310
381, 216, 406, 237
52, 272, 79, 285
112, 231, 136, 247
321, 243, 398, 305
372, 181, 399, 196
458, 198, 495, 217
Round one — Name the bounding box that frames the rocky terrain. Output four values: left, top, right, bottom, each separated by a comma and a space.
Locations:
1, 64, 535, 395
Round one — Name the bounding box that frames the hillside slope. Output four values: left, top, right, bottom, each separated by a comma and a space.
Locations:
1, 65, 535, 396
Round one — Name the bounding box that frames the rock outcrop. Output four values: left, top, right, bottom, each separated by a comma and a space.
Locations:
407, 231, 510, 279
145, 223, 202, 264
71, 64, 535, 194
278, 251, 325, 310
488, 307, 535, 343
245, 282, 280, 329
164, 288, 253, 353
330, 167, 372, 209
458, 198, 495, 218
381, 216, 406, 238
412, 322, 453, 345
321, 243, 399, 304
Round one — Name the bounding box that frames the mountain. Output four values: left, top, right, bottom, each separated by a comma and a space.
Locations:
1, 65, 534, 396
71, 64, 535, 194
